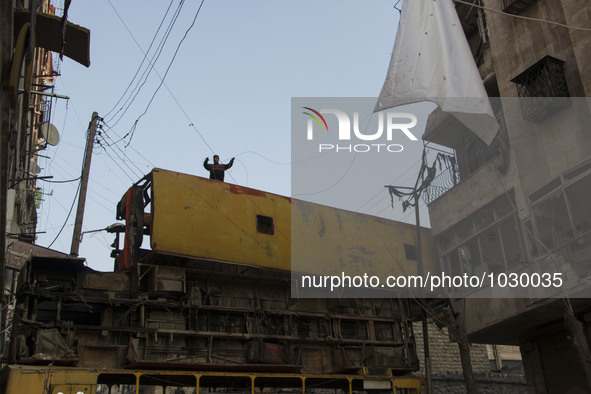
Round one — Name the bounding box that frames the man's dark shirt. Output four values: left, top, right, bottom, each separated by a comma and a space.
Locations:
203, 158, 234, 181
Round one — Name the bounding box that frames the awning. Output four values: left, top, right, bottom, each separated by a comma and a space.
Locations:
14, 9, 90, 67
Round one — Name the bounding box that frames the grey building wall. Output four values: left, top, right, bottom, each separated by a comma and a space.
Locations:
422, 0, 591, 392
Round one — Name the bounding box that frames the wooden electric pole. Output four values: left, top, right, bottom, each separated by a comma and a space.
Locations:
383, 183, 430, 393
70, 112, 98, 257
384, 148, 464, 394
385, 146, 479, 394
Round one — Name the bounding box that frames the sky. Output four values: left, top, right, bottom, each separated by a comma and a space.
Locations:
36, 0, 438, 271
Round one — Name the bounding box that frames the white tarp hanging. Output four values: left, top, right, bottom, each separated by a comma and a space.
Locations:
375, 0, 499, 145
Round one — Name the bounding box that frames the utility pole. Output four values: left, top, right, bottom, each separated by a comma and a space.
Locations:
384, 183, 430, 393
386, 148, 478, 394
385, 148, 458, 394
70, 112, 98, 257
422, 312, 432, 394
413, 191, 423, 276
384, 186, 424, 276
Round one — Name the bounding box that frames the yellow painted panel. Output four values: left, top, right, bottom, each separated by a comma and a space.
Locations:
149, 169, 440, 277
0, 366, 101, 393
391, 376, 423, 391
151, 169, 291, 271
291, 199, 438, 277
1, 367, 45, 393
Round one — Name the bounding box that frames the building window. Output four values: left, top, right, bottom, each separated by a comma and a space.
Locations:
256, 215, 274, 235
565, 175, 591, 235
404, 244, 417, 261
529, 160, 591, 267
511, 56, 570, 123
501, 0, 538, 15
532, 192, 572, 251
436, 191, 526, 276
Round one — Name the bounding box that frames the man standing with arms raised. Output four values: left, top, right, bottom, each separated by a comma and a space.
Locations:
203, 155, 234, 181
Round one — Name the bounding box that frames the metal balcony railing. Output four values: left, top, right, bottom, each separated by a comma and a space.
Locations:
422, 156, 460, 205
424, 134, 503, 205
423, 105, 510, 205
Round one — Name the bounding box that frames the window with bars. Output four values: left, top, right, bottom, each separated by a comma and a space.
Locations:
501, 0, 537, 14
511, 56, 570, 123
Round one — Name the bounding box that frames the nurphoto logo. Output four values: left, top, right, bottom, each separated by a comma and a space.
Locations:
302, 107, 419, 153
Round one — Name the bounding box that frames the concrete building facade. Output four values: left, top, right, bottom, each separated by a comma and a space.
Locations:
423, 0, 591, 392
0, 0, 89, 360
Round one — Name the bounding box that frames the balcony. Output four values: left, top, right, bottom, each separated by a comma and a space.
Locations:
422, 109, 507, 206
423, 138, 500, 205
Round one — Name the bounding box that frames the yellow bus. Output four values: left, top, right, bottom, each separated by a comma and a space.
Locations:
0, 365, 421, 394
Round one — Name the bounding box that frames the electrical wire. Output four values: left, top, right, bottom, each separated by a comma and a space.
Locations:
124, 0, 206, 146
98, 120, 156, 170
103, 0, 177, 120
234, 150, 334, 166
354, 0, 590, 217
291, 153, 358, 197
101, 3, 216, 157
95, 137, 143, 180
56, 78, 86, 131
44, 108, 93, 249
50, 159, 122, 200
356, 156, 426, 213
77, 2, 423, 261
41, 1, 210, 259
453, 0, 591, 31
289, 110, 380, 198
40, 163, 115, 245
105, 0, 187, 127
199, 170, 317, 268
39, 176, 81, 184
47, 179, 81, 249
95, 141, 139, 183
97, 127, 147, 176
42, 123, 131, 214
100, 0, 257, 163
359, 141, 454, 218
363, 189, 393, 215
47, 97, 69, 168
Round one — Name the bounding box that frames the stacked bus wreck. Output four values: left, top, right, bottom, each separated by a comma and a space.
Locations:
1, 168, 439, 393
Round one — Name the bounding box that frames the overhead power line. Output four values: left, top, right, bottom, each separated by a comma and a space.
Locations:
124, 0, 207, 146
103, 0, 216, 156
40, 176, 81, 184
103, 0, 177, 120
105, 0, 187, 127
47, 177, 81, 248
453, 0, 591, 32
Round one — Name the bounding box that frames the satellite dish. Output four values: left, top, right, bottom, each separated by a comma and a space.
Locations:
40, 122, 60, 146
29, 160, 41, 174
